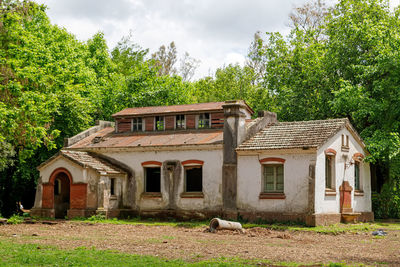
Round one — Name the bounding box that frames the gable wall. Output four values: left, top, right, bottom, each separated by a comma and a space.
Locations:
315, 128, 371, 214
39, 157, 87, 184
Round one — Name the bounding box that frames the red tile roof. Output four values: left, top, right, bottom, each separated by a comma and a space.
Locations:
68, 127, 223, 149
112, 101, 254, 117
237, 118, 357, 151
37, 150, 126, 174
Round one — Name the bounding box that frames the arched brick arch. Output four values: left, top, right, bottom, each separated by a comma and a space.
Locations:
42, 167, 87, 213
42, 168, 72, 209
259, 157, 286, 164
352, 152, 364, 162
49, 167, 73, 185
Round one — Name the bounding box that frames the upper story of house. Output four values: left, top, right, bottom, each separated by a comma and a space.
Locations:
111, 101, 254, 133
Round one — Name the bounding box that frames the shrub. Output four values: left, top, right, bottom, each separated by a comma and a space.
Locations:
7, 214, 24, 224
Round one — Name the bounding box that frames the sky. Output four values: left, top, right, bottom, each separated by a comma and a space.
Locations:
35, 0, 400, 79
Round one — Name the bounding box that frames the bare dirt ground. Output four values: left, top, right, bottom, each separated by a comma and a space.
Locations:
0, 221, 400, 265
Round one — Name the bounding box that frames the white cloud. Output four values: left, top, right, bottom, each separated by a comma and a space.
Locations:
35, 0, 400, 79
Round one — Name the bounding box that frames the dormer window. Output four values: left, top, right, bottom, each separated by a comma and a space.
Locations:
155, 116, 164, 131
176, 115, 185, 129
198, 113, 210, 129
132, 118, 143, 132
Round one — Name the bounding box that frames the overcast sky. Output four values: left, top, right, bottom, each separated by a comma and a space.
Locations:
35, 0, 400, 79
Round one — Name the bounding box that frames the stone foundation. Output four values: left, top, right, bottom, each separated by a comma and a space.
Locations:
306, 213, 341, 226
237, 211, 306, 223
30, 208, 54, 218
306, 212, 374, 226
357, 212, 374, 222
67, 208, 96, 219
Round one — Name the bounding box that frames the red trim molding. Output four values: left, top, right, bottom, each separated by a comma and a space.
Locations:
259, 157, 285, 164
324, 148, 337, 156
352, 153, 364, 161
49, 167, 73, 185
141, 161, 162, 167
259, 193, 286, 199
181, 160, 204, 166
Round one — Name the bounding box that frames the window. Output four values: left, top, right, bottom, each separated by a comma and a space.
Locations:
325, 155, 335, 189
263, 165, 284, 192
185, 166, 202, 192
341, 134, 349, 151
176, 114, 185, 129
110, 178, 116, 196
132, 118, 142, 132
155, 116, 164, 131
54, 179, 61, 195
198, 113, 210, 128
145, 167, 161, 192
354, 161, 360, 190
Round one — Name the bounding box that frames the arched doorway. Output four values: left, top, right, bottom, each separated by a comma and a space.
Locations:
53, 172, 70, 218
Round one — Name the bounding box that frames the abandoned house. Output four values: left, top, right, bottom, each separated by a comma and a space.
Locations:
31, 100, 373, 226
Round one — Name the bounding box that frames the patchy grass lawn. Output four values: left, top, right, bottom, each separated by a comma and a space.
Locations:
0, 239, 344, 267
69, 215, 400, 235
1, 218, 399, 266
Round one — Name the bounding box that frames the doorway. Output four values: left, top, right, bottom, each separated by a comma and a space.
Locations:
54, 172, 70, 218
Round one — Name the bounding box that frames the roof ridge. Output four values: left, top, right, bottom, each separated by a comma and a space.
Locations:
118, 101, 226, 111
276, 118, 348, 125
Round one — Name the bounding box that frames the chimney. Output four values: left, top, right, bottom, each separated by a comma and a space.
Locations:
222, 100, 248, 211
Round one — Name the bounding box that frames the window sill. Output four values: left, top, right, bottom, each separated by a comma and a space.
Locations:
180, 192, 204, 198
325, 189, 337, 196
141, 192, 162, 199
259, 193, 286, 199
354, 190, 364, 196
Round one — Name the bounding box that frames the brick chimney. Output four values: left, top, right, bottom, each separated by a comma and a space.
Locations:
222, 100, 248, 211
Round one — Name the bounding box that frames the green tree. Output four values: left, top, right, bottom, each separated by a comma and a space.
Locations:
0, 0, 102, 215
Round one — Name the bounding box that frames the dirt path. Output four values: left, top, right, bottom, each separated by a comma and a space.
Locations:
0, 222, 399, 265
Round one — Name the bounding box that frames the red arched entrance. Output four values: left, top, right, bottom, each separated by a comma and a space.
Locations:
42, 168, 73, 218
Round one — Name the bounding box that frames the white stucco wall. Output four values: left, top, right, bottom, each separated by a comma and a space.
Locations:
101, 148, 223, 211
315, 128, 372, 214
38, 157, 87, 184
237, 152, 315, 213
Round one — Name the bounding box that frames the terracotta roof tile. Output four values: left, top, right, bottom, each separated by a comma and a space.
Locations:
68, 127, 223, 149
237, 118, 349, 151
60, 150, 125, 174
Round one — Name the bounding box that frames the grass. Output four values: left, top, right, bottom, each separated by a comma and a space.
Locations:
0, 239, 337, 267
71, 215, 208, 228
67, 215, 400, 235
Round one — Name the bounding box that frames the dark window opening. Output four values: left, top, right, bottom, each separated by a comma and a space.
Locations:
355, 162, 360, 190
145, 167, 161, 192
185, 167, 202, 192
325, 155, 334, 189
110, 178, 116, 195
198, 113, 210, 128
54, 179, 60, 195
176, 114, 185, 129
155, 116, 164, 131
132, 118, 142, 131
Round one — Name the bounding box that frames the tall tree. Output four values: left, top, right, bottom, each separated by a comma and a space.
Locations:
151, 42, 177, 76
179, 52, 200, 81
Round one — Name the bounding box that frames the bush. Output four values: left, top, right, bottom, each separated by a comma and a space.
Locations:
7, 214, 24, 224
372, 181, 400, 219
